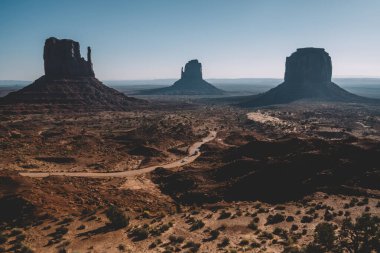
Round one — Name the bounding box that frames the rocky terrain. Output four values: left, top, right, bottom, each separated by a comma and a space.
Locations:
0, 39, 378, 253
0, 100, 379, 253
237, 48, 376, 107
0, 38, 142, 111
139, 60, 224, 95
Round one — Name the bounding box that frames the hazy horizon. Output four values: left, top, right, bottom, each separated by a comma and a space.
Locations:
1, 0, 380, 80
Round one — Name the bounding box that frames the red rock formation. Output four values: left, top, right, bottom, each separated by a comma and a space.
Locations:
140, 59, 224, 95
1, 37, 143, 110
44, 37, 95, 78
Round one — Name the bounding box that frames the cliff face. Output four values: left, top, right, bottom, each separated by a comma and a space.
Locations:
140, 59, 224, 95
284, 48, 332, 84
181, 60, 203, 80
238, 48, 367, 107
44, 37, 95, 78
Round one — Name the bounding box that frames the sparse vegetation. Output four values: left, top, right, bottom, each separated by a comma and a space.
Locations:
266, 213, 285, 225
105, 205, 130, 229
302, 213, 380, 253
189, 219, 204, 231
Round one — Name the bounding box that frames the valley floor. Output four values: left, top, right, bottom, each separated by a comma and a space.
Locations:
0, 101, 379, 252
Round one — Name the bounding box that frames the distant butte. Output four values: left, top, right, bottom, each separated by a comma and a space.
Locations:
239, 48, 374, 107
0, 37, 142, 110
139, 59, 224, 95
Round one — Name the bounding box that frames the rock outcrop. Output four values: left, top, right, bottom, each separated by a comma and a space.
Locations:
44, 37, 95, 78
181, 59, 203, 80
139, 59, 224, 95
284, 48, 332, 84
239, 48, 370, 107
1, 37, 142, 110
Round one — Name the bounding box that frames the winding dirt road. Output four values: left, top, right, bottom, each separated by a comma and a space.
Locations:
19, 131, 217, 178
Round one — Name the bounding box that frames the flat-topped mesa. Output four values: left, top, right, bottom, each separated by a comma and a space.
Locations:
43, 37, 95, 78
284, 48, 332, 84
181, 59, 203, 80
237, 47, 372, 107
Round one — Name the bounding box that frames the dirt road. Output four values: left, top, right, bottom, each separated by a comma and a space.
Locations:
20, 131, 217, 178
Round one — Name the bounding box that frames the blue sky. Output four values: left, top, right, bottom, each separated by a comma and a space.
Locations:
0, 0, 379, 80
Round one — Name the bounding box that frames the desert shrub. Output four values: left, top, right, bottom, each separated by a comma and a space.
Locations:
183, 241, 200, 252
149, 238, 162, 249
323, 210, 333, 221
129, 227, 149, 241
265, 213, 285, 225
209, 229, 220, 240
117, 244, 126, 251
275, 205, 286, 210
290, 224, 298, 231
218, 224, 227, 231
250, 240, 260, 248
105, 205, 129, 229
303, 243, 323, 253
151, 223, 171, 236
10, 229, 22, 237
356, 198, 368, 206
282, 246, 302, 253
239, 239, 249, 246
76, 224, 85, 230
259, 231, 273, 240
258, 207, 267, 213
148, 241, 157, 249
15, 234, 26, 241
57, 217, 73, 225
19, 245, 34, 253
314, 223, 336, 250
189, 219, 204, 231
273, 227, 288, 239
286, 216, 294, 222
169, 235, 185, 244
248, 220, 258, 230
302, 213, 380, 253
218, 237, 229, 247
0, 234, 7, 244
300, 215, 313, 223
349, 198, 359, 207
338, 213, 380, 253
218, 210, 231, 219
52, 226, 68, 239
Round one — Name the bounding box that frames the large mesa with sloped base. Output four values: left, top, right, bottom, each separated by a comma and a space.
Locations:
239, 48, 371, 107
140, 59, 224, 95
1, 37, 142, 110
